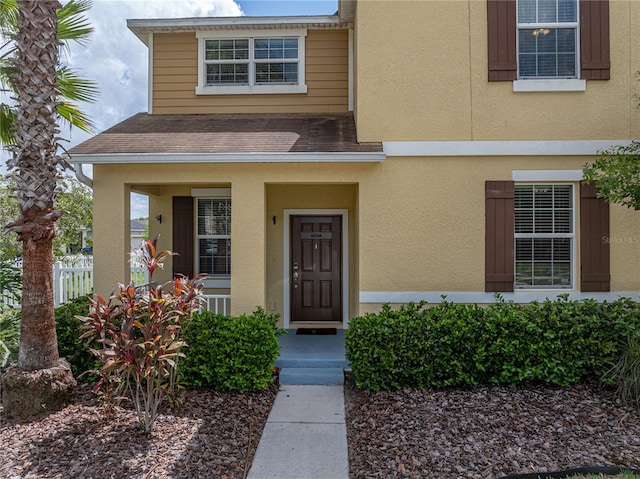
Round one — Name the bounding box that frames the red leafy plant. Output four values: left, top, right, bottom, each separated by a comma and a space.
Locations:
79, 236, 203, 432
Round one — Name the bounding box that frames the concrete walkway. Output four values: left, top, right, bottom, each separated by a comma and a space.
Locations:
247, 385, 349, 479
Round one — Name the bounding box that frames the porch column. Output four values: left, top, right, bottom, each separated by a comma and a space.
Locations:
93, 167, 130, 297
230, 179, 265, 315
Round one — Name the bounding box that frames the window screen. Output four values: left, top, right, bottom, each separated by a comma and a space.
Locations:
197, 198, 231, 276
517, 0, 578, 78
515, 184, 574, 288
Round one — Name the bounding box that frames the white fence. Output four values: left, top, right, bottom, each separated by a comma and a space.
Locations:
1, 256, 230, 313
1, 256, 149, 308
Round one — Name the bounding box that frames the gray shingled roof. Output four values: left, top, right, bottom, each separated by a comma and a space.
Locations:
68, 112, 382, 156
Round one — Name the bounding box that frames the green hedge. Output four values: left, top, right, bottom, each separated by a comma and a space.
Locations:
345, 296, 640, 391
180, 308, 282, 391
2, 296, 99, 380
55, 295, 99, 381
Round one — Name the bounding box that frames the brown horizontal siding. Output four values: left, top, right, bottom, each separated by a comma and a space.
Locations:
153, 32, 196, 46
153, 68, 198, 81
154, 58, 198, 68
307, 64, 347, 74
152, 104, 347, 114
152, 30, 349, 114
153, 95, 348, 111
154, 86, 348, 99
306, 56, 348, 66
307, 72, 349, 81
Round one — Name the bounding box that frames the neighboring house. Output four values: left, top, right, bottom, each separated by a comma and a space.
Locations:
69, 0, 640, 329
130, 218, 148, 251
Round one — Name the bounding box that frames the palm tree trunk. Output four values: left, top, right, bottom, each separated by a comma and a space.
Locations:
1, 0, 75, 420
18, 231, 58, 370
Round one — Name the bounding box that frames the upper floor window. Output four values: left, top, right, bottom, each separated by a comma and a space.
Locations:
196, 29, 307, 95
517, 0, 578, 79
487, 0, 610, 87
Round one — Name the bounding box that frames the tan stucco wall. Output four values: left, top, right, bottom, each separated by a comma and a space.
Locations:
354, 0, 640, 142
152, 29, 349, 114
93, 158, 640, 322
358, 156, 640, 294
92, 168, 131, 297
93, 163, 378, 318
265, 183, 358, 327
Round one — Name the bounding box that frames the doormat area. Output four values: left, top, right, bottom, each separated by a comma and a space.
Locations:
296, 328, 337, 335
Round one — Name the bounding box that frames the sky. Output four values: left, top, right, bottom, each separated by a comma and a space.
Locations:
1, 0, 337, 219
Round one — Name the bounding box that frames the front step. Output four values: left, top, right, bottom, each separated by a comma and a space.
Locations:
275, 329, 348, 385
279, 367, 345, 385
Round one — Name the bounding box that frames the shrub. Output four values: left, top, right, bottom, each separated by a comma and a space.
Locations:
2, 296, 100, 380
180, 308, 282, 391
0, 308, 20, 369
55, 295, 99, 381
607, 334, 640, 409
0, 259, 21, 308
346, 296, 640, 391
78, 236, 203, 432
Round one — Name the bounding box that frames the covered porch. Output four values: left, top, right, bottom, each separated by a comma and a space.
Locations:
67, 112, 384, 327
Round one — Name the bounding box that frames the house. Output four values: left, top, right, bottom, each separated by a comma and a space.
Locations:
130, 218, 148, 251
68, 0, 640, 330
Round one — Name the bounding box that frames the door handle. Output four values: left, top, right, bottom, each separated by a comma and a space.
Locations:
293, 271, 299, 280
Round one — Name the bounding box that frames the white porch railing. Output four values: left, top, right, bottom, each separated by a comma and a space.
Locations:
201, 294, 231, 315
1, 256, 230, 314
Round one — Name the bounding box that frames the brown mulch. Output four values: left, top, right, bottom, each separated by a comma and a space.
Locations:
345, 378, 640, 479
0, 382, 277, 479
4, 379, 640, 479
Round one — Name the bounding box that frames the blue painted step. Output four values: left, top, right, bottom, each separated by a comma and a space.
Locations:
279, 367, 345, 385
275, 329, 349, 385
275, 357, 349, 369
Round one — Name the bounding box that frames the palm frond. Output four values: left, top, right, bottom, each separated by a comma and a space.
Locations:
0, 102, 16, 146
57, 65, 98, 104
0, 0, 18, 38
57, 100, 94, 134
0, 58, 17, 93
57, 0, 93, 45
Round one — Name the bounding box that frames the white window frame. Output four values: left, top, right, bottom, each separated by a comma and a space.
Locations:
193, 188, 231, 288
514, 182, 577, 291
514, 0, 583, 92
196, 29, 307, 95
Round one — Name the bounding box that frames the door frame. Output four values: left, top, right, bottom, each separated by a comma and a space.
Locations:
283, 209, 349, 329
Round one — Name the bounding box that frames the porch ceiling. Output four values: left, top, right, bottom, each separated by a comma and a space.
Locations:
68, 112, 382, 157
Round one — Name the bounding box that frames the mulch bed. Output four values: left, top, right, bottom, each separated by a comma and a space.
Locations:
4, 378, 640, 479
0, 382, 277, 479
344, 378, 640, 479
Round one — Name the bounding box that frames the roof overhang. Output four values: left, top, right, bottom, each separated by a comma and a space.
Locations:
127, 15, 351, 45
67, 152, 386, 165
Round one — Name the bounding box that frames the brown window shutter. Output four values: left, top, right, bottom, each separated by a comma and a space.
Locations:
487, 0, 517, 81
172, 196, 194, 278
580, 0, 610, 80
580, 182, 610, 291
486, 181, 515, 292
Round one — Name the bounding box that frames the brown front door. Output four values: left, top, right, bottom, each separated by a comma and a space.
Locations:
291, 215, 342, 322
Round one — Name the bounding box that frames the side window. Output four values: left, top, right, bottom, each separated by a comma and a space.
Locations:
485, 180, 610, 293
196, 198, 231, 277
514, 184, 574, 289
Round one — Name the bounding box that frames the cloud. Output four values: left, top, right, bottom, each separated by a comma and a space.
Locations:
61, 0, 244, 145
58, 0, 245, 217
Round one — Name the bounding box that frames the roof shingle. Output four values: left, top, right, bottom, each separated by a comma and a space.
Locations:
68, 112, 382, 156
